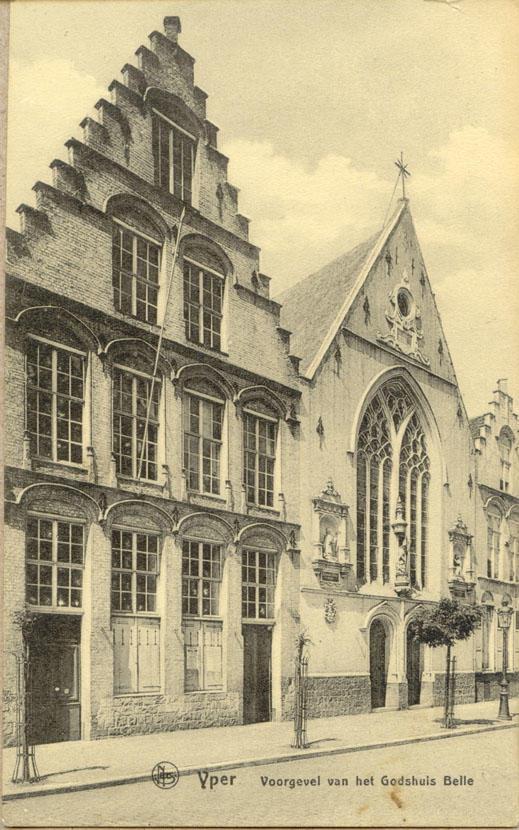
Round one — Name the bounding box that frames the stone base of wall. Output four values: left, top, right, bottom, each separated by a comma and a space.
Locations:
280, 677, 296, 721
306, 675, 371, 718
91, 691, 241, 739
475, 672, 519, 702
432, 672, 475, 707
3, 697, 18, 747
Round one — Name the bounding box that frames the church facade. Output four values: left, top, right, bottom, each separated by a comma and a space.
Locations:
3, 16, 518, 746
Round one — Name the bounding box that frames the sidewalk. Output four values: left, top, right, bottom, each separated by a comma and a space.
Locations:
3, 698, 518, 801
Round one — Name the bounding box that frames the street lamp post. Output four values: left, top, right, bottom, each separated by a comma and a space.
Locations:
497, 603, 513, 721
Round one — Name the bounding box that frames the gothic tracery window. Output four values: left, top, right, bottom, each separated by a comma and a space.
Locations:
356, 381, 431, 589
398, 413, 430, 588
356, 396, 392, 584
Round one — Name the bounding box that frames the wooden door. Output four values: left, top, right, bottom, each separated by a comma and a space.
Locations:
370, 619, 388, 709
406, 626, 423, 706
29, 616, 81, 745
243, 625, 272, 724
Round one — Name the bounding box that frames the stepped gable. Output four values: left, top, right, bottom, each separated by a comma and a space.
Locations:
278, 231, 381, 376
7, 15, 251, 248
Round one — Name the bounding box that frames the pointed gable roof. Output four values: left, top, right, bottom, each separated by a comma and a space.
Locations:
278, 201, 407, 378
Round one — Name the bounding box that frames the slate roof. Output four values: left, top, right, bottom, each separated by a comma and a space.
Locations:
277, 230, 382, 375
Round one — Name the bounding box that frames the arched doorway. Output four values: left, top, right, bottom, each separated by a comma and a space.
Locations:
370, 619, 389, 708
406, 624, 423, 706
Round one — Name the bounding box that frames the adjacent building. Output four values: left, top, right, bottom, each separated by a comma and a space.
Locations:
471, 381, 519, 699
3, 15, 518, 745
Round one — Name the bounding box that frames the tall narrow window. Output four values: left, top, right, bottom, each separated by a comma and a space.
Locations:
184, 393, 223, 495
182, 540, 223, 691
112, 367, 161, 480
356, 396, 392, 584
421, 474, 430, 588
498, 429, 513, 492
242, 549, 276, 620
111, 529, 160, 695
398, 413, 430, 588
244, 412, 277, 508
509, 516, 519, 583
152, 113, 195, 204
482, 605, 493, 670
183, 259, 224, 350
26, 339, 85, 464
486, 506, 501, 579
112, 224, 160, 324
182, 541, 222, 618
26, 517, 84, 609
111, 530, 158, 613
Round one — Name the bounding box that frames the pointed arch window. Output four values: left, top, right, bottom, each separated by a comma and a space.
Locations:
398, 412, 430, 588
486, 504, 502, 579
357, 396, 392, 584
356, 381, 431, 590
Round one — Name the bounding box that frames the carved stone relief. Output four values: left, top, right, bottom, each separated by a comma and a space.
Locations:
377, 269, 430, 366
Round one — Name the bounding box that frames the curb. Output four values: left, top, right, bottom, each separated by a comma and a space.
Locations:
3, 720, 517, 802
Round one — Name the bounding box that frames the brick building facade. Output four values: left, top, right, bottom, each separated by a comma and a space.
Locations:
3, 15, 518, 746
4, 17, 301, 745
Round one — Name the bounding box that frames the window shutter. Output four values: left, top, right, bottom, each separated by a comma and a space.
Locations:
203, 621, 223, 689
113, 618, 137, 694
136, 618, 161, 692
183, 620, 201, 691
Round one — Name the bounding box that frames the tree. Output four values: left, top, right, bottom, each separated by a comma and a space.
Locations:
410, 598, 481, 727
292, 631, 311, 749
11, 607, 40, 783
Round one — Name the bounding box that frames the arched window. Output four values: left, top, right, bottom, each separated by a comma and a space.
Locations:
357, 396, 392, 584
356, 380, 431, 589
183, 240, 228, 351
398, 413, 430, 588
107, 195, 168, 325
486, 504, 502, 579
508, 511, 519, 583
183, 376, 225, 496
107, 342, 167, 483
112, 223, 161, 324
26, 335, 86, 465
498, 428, 513, 492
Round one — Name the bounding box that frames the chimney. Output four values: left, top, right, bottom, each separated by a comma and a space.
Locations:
164, 16, 181, 43
497, 378, 509, 395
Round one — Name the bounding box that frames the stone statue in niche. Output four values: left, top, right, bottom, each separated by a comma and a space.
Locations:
396, 539, 409, 576
322, 528, 338, 561
453, 544, 464, 578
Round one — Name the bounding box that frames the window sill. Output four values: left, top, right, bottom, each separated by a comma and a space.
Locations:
246, 504, 281, 517
111, 612, 161, 618
182, 616, 224, 623
184, 338, 229, 359
242, 619, 275, 626
27, 606, 83, 615
111, 310, 161, 336
116, 476, 164, 492
184, 689, 225, 695
113, 692, 163, 699
31, 458, 88, 474
188, 491, 226, 505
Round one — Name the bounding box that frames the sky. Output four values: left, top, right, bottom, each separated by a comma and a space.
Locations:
5, 0, 519, 416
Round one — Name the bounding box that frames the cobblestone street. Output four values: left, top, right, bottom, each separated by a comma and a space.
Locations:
4, 729, 518, 827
